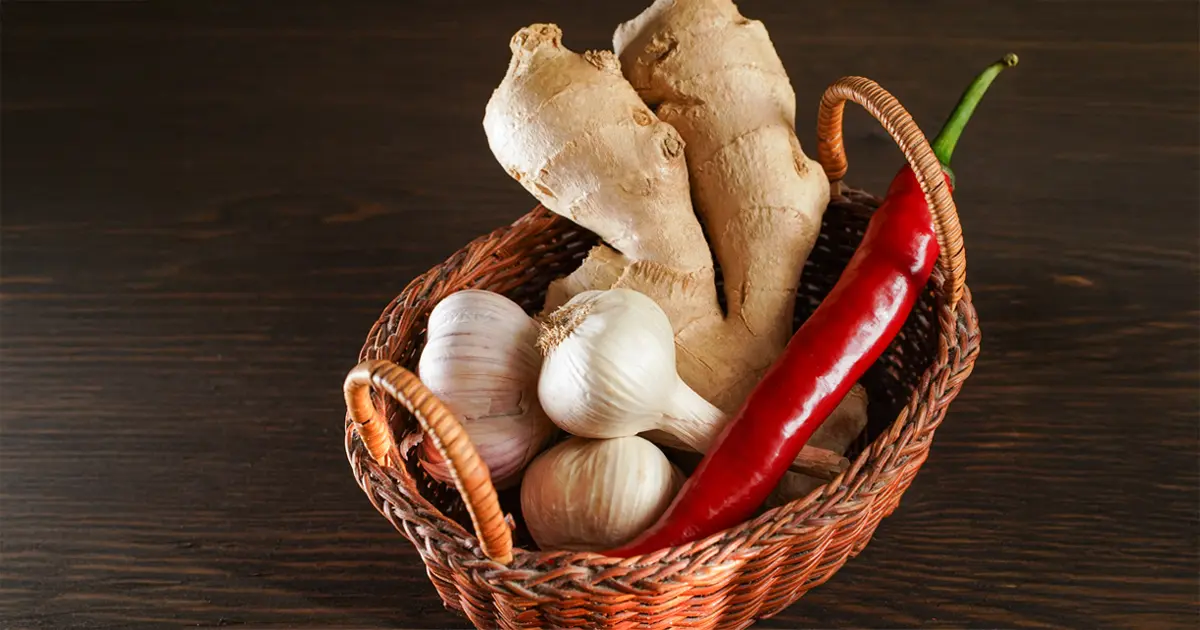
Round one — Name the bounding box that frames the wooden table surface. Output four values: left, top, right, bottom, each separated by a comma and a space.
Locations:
3, 1, 1197, 628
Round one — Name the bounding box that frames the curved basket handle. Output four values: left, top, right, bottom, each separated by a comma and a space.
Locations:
344, 359, 514, 564
816, 77, 966, 308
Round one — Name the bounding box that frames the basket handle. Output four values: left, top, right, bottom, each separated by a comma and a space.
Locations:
344, 359, 514, 565
816, 76, 966, 308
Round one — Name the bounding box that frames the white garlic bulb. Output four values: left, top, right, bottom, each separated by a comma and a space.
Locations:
520, 435, 683, 551
417, 289, 557, 489
536, 288, 722, 451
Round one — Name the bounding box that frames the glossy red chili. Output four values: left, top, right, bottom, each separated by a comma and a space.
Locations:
606, 55, 1017, 558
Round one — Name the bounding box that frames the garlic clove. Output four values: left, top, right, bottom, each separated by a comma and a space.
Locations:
520, 435, 683, 551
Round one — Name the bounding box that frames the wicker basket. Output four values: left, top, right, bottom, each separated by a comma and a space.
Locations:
342, 76, 980, 629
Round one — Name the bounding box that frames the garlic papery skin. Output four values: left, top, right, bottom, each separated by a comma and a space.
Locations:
520, 435, 683, 551
536, 288, 724, 451
417, 289, 557, 490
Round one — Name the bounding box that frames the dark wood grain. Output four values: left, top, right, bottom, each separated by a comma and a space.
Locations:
2, 1, 1197, 628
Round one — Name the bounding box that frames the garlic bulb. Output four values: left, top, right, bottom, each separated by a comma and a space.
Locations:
417, 289, 557, 489
536, 288, 722, 451
521, 435, 683, 551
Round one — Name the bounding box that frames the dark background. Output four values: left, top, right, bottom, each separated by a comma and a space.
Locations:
2, 1, 1197, 628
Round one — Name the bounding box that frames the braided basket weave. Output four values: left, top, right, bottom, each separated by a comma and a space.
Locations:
342, 76, 980, 629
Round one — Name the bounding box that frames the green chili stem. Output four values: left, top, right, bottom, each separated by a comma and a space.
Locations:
931, 53, 1019, 169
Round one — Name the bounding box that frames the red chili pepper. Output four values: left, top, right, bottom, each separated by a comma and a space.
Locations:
606, 55, 1018, 558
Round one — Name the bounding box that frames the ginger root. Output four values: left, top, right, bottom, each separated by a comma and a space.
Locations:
483, 13, 865, 434
483, 23, 720, 333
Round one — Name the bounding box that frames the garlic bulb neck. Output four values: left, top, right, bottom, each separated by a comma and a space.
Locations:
536, 297, 593, 355
662, 378, 725, 452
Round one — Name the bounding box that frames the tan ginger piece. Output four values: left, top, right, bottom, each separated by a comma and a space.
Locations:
483, 23, 719, 333
483, 17, 864, 442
